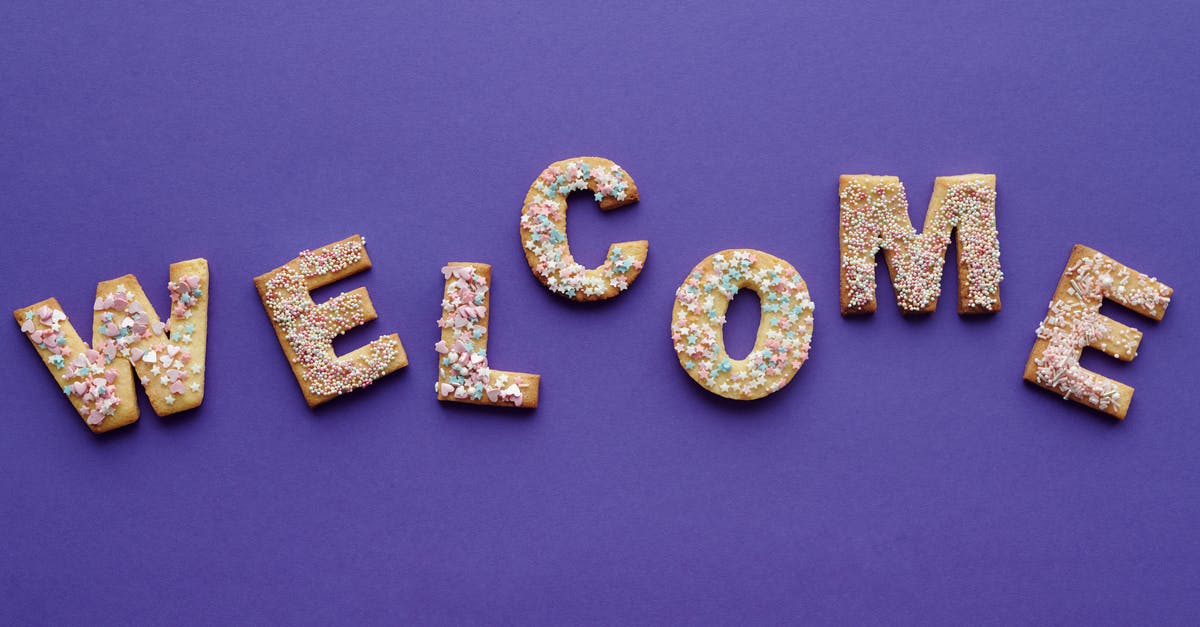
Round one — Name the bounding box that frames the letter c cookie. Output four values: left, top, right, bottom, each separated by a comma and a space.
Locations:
520, 157, 647, 301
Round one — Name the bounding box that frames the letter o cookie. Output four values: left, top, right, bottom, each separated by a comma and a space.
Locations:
671, 249, 814, 400
520, 157, 646, 301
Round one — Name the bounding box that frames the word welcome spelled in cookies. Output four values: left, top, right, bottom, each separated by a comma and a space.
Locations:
13, 157, 1176, 433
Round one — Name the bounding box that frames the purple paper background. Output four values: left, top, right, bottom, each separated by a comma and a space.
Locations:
2, 2, 1198, 624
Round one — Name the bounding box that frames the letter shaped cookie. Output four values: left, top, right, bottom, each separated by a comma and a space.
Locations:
839, 174, 1002, 315
13, 258, 210, 432
672, 249, 814, 400
1023, 244, 1173, 419
253, 235, 407, 407
520, 157, 646, 301
436, 263, 540, 407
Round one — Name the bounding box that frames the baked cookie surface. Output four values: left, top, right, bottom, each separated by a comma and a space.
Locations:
16, 298, 139, 432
